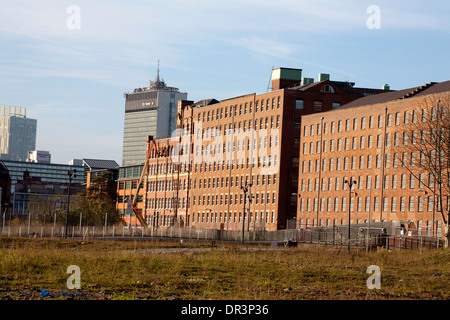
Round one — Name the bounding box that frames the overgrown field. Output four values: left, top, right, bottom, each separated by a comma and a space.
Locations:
0, 237, 448, 300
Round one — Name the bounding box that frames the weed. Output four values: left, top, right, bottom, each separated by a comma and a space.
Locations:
0, 238, 448, 300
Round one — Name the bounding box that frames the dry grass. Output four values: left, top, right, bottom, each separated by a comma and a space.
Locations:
0, 237, 448, 300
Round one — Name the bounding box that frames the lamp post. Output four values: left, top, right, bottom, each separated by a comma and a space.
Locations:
205, 208, 213, 228
247, 193, 254, 232
418, 189, 428, 236
344, 178, 357, 252
64, 169, 77, 239
316, 117, 324, 228
432, 99, 440, 238
241, 182, 252, 244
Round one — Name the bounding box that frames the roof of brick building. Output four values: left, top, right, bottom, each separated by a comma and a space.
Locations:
340, 80, 450, 109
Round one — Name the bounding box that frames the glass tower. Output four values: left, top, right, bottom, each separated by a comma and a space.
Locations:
0, 105, 37, 161
121, 64, 187, 166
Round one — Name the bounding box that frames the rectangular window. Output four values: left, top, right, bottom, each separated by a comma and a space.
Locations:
401, 174, 406, 189
314, 100, 323, 111
374, 197, 379, 212
369, 116, 374, 128
409, 196, 414, 211
409, 174, 415, 189
376, 154, 381, 168
418, 196, 423, 212
400, 197, 405, 212
391, 197, 397, 212
375, 175, 380, 189
395, 112, 400, 125
367, 155, 372, 169
378, 115, 383, 128
366, 176, 372, 190
368, 135, 373, 148
361, 117, 366, 129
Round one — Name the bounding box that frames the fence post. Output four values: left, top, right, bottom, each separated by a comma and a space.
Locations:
332, 225, 335, 245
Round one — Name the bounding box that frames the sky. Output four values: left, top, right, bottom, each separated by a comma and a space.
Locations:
0, 0, 449, 165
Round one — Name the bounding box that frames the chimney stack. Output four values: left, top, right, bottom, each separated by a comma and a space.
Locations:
271, 67, 302, 90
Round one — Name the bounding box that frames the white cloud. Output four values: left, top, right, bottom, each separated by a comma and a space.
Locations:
1, 0, 448, 164
232, 36, 298, 59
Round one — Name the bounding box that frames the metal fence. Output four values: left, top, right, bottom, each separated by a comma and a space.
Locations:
289, 227, 442, 250
0, 224, 296, 243
0, 223, 443, 250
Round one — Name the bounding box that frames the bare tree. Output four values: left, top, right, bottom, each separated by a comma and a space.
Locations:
394, 94, 450, 246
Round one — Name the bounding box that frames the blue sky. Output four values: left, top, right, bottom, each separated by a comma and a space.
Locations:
0, 0, 449, 164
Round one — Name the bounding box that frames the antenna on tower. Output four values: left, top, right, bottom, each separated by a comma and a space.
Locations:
156, 60, 160, 82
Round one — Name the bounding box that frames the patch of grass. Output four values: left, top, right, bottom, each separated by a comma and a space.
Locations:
0, 238, 448, 300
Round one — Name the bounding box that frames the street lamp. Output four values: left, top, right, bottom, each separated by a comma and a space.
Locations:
247, 193, 254, 232
344, 178, 357, 252
64, 169, 77, 239
205, 208, 213, 228
418, 189, 429, 236
432, 99, 440, 238
241, 182, 252, 244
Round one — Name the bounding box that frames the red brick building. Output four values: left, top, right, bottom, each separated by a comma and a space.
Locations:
296, 81, 450, 237
118, 67, 387, 230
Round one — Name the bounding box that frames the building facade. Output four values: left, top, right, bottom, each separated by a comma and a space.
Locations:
1, 160, 84, 186
0, 105, 37, 161
121, 65, 188, 166
117, 67, 388, 230
0, 163, 12, 218
296, 81, 450, 237
0, 160, 84, 220
27, 150, 51, 163
116, 163, 145, 225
